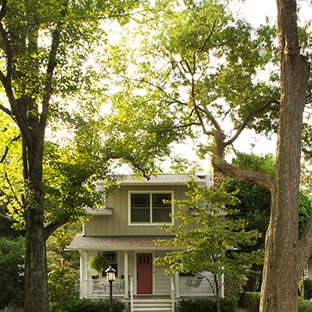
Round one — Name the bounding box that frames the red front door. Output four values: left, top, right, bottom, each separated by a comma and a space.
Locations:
137, 253, 153, 294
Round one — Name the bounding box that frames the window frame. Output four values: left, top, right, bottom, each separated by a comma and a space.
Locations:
128, 191, 174, 226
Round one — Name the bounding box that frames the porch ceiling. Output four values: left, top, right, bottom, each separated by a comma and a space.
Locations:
68, 234, 176, 251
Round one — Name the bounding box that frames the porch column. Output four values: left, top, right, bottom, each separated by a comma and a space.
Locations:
124, 251, 129, 298
221, 273, 224, 298
80, 251, 88, 298
174, 272, 180, 298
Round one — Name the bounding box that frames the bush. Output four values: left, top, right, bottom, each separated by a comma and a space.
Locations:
298, 297, 312, 312
50, 298, 126, 312
245, 292, 312, 312
304, 278, 312, 299
0, 236, 25, 308
245, 292, 260, 312
48, 263, 79, 304
178, 297, 237, 312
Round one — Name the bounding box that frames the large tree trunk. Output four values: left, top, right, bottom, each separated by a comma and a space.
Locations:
22, 126, 50, 312
259, 0, 310, 311
213, 0, 311, 311
24, 214, 49, 312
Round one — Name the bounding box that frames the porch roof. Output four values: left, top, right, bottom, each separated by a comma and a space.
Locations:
68, 234, 176, 251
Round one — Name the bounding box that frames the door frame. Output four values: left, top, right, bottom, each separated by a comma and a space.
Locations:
135, 251, 154, 295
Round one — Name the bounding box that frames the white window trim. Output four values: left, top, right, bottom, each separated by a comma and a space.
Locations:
128, 190, 174, 226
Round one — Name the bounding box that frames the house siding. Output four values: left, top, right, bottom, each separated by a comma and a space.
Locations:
85, 185, 189, 236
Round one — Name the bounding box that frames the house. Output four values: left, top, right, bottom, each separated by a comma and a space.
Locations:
68, 174, 223, 311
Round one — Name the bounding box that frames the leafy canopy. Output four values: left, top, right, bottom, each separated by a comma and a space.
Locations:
155, 180, 263, 299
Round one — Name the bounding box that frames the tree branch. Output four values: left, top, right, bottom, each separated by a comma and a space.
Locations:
40, 23, 63, 129
296, 216, 312, 273
0, 212, 15, 223
213, 157, 274, 192
0, 0, 13, 83
0, 102, 13, 117
3, 170, 24, 208
0, 134, 21, 163
225, 99, 280, 146
196, 104, 224, 134
44, 219, 69, 241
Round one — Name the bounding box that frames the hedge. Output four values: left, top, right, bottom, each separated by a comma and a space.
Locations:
50, 299, 126, 312
304, 278, 312, 299
245, 292, 312, 312
178, 297, 237, 312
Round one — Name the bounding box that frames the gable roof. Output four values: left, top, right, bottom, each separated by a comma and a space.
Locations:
97, 174, 211, 187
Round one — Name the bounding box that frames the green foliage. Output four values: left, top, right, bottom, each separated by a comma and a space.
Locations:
0, 236, 25, 308
105, 0, 279, 155
298, 297, 312, 312
155, 180, 263, 301
88, 254, 110, 274
245, 292, 260, 312
48, 262, 78, 304
50, 298, 126, 312
228, 153, 312, 243
178, 297, 237, 312
4, 304, 16, 312
231, 153, 276, 178
298, 193, 312, 238
46, 223, 80, 271
47, 223, 80, 304
304, 278, 312, 299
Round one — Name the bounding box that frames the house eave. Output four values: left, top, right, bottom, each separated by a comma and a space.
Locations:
68, 234, 177, 251
85, 207, 113, 216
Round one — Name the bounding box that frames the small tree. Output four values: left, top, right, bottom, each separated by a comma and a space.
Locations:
154, 180, 263, 312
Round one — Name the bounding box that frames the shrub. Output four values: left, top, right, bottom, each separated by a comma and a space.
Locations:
50, 298, 126, 312
304, 278, 312, 299
245, 292, 312, 312
178, 297, 237, 312
48, 263, 79, 304
298, 297, 312, 312
245, 292, 260, 312
0, 237, 25, 308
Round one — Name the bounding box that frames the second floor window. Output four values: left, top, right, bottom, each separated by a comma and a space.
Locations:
130, 192, 173, 224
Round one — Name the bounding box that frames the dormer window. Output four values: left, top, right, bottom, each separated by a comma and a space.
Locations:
129, 191, 173, 225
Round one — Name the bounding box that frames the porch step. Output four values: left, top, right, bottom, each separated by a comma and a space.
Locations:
132, 298, 173, 312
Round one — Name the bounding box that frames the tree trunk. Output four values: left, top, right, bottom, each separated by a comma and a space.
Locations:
22, 131, 50, 312
259, 0, 310, 311
24, 215, 49, 312
212, 0, 311, 311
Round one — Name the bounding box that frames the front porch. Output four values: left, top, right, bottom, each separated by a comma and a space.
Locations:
69, 235, 220, 311
79, 249, 216, 299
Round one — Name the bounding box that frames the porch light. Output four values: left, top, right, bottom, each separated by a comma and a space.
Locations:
105, 266, 116, 312
105, 265, 116, 281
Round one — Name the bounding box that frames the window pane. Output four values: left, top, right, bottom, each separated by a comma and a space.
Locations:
152, 194, 171, 208
131, 208, 150, 222
131, 194, 150, 223
152, 208, 171, 222
152, 194, 171, 222
131, 194, 149, 207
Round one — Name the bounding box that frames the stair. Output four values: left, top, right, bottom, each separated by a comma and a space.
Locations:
132, 298, 173, 312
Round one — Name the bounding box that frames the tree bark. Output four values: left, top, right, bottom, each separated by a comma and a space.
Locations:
21, 110, 50, 312
213, 1, 311, 311
259, 0, 310, 311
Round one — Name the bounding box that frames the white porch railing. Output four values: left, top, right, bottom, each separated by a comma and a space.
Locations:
130, 277, 134, 312
84, 279, 126, 297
